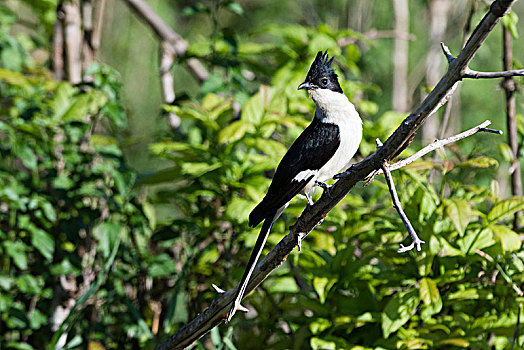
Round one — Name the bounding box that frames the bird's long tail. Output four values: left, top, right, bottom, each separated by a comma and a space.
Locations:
227, 213, 275, 322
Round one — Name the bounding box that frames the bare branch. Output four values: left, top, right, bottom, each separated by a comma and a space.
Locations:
375, 138, 424, 253
122, 0, 209, 82
91, 0, 106, 52
370, 120, 501, 176
381, 160, 425, 253
122, 0, 187, 54
160, 42, 180, 130
158, 1, 517, 349
440, 42, 455, 64
463, 68, 524, 79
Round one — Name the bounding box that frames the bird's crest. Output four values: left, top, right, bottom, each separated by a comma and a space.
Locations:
306, 50, 336, 81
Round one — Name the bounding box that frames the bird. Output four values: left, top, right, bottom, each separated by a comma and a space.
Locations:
227, 50, 363, 322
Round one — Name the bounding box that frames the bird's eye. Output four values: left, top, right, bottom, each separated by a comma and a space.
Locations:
320, 78, 328, 86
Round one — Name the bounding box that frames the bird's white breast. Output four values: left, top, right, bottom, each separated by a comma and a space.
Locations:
304, 89, 363, 193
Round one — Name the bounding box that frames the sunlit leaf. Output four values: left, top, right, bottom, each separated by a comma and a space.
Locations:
419, 277, 442, 319
31, 228, 54, 261
489, 224, 522, 252
444, 198, 471, 236
181, 162, 222, 177
381, 289, 419, 338
218, 120, 250, 144
488, 197, 524, 223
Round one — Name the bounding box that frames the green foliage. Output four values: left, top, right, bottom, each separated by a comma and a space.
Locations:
2, 1, 524, 349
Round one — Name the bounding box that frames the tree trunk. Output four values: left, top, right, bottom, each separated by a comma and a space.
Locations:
502, 26, 522, 229
392, 0, 410, 113
422, 0, 451, 142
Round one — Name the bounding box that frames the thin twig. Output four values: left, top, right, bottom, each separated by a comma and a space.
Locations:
463, 68, 524, 79
380, 156, 425, 253
363, 120, 502, 178
159, 1, 518, 348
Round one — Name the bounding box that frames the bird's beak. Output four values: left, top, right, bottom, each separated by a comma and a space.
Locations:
298, 81, 314, 90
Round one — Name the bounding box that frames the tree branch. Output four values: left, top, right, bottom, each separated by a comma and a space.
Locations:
158, 1, 519, 349
122, 0, 209, 131
369, 120, 502, 177
463, 68, 524, 79
122, 0, 209, 82
381, 158, 425, 253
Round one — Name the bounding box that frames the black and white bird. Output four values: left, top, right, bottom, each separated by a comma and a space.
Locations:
227, 51, 363, 321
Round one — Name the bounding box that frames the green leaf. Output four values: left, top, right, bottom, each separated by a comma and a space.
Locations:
218, 120, 250, 144
457, 156, 498, 169
4, 241, 28, 269
266, 276, 299, 293
313, 277, 336, 304
93, 222, 121, 258
488, 197, 524, 223
457, 227, 496, 254
17, 145, 37, 170
181, 162, 222, 177
225, 198, 254, 223
16, 275, 42, 294
381, 289, 419, 338
310, 337, 336, 350
419, 277, 442, 319
502, 10, 519, 39
149, 253, 177, 278
0, 293, 12, 312
436, 339, 470, 347
489, 224, 522, 252
309, 318, 331, 335
242, 89, 265, 125
499, 143, 514, 162
61, 90, 108, 121
40, 200, 56, 222
31, 228, 54, 261
5, 342, 34, 350
227, 2, 243, 15
444, 198, 471, 236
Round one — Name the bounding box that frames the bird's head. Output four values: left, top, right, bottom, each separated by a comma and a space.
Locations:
298, 50, 343, 94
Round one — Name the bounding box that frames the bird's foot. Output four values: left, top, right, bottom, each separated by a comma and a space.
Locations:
315, 181, 333, 199
305, 192, 315, 206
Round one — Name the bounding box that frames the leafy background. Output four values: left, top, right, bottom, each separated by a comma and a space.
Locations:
1, 0, 524, 349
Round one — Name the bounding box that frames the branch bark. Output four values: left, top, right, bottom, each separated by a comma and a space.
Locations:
158, 1, 518, 349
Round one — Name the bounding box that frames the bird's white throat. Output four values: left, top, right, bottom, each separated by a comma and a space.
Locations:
309, 88, 362, 125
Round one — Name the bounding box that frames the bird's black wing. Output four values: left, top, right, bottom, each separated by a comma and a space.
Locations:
249, 117, 340, 227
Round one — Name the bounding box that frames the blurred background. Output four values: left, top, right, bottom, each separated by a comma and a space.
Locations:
1, 0, 524, 349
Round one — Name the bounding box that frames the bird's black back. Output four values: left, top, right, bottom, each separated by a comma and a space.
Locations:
249, 117, 341, 227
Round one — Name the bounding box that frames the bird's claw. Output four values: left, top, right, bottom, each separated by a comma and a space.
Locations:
315, 181, 333, 199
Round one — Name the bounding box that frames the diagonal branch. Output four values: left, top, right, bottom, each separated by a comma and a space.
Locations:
158, 1, 518, 349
